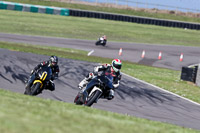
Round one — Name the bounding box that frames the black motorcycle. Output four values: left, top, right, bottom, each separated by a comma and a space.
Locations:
24, 66, 52, 96
95, 38, 107, 46
74, 73, 114, 107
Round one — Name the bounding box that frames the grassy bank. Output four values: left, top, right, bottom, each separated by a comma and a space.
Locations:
1, 42, 200, 104
0, 4, 200, 132
3, 0, 200, 23
1, 89, 199, 133
0, 10, 200, 47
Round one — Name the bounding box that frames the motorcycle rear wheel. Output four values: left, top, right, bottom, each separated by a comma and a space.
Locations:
74, 92, 84, 105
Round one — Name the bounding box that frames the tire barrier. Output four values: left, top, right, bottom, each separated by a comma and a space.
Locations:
180, 63, 200, 88
180, 66, 198, 83
0, 1, 69, 16
196, 65, 200, 87
180, 64, 200, 87
0, 1, 199, 30
69, 9, 200, 30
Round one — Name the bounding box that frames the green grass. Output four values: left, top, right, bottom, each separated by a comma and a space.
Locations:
0, 10, 200, 47
3, 0, 200, 23
0, 4, 200, 132
1, 42, 200, 104
0, 88, 199, 133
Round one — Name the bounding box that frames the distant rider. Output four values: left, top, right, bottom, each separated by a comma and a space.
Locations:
78, 59, 122, 100
99, 35, 107, 41
31, 55, 60, 91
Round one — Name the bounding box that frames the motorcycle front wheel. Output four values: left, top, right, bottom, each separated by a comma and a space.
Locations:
85, 90, 102, 107
95, 41, 100, 45
29, 82, 42, 96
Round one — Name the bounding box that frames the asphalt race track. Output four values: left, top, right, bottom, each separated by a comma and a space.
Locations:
1, 32, 200, 71
0, 48, 200, 130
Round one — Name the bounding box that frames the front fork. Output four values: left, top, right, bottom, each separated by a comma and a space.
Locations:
88, 86, 102, 103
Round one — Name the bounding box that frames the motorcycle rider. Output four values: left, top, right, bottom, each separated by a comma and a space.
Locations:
30, 55, 60, 91
78, 59, 122, 100
99, 35, 107, 42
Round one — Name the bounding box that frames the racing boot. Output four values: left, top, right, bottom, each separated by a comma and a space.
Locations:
47, 80, 55, 91
107, 89, 114, 100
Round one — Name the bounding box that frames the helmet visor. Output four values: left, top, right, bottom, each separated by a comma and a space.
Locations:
113, 62, 121, 69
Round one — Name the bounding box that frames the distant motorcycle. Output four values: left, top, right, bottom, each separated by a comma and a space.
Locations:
24, 66, 52, 96
74, 73, 114, 107
95, 36, 107, 46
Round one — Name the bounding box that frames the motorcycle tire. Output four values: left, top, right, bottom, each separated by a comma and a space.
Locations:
24, 85, 30, 95
24, 88, 29, 95
74, 92, 84, 105
29, 82, 42, 96
95, 41, 99, 46
85, 90, 102, 107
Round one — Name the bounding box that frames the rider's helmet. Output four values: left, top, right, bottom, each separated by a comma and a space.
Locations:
103, 35, 107, 40
111, 59, 122, 72
49, 55, 58, 67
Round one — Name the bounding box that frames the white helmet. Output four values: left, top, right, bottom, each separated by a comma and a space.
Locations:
49, 55, 58, 66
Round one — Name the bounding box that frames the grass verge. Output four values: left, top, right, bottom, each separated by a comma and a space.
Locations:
1, 41, 200, 104
0, 10, 200, 46
3, 0, 200, 23
0, 88, 199, 133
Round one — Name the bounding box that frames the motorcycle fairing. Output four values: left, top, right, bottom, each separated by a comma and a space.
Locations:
40, 72, 48, 81
99, 75, 114, 90
85, 77, 100, 92
89, 86, 102, 97
33, 80, 43, 88
26, 66, 52, 91
37, 66, 52, 81
26, 74, 36, 88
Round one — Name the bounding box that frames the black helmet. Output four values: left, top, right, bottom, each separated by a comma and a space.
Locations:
49, 55, 58, 66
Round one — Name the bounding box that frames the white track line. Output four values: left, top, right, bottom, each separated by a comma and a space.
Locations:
87, 50, 94, 56
122, 72, 200, 106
